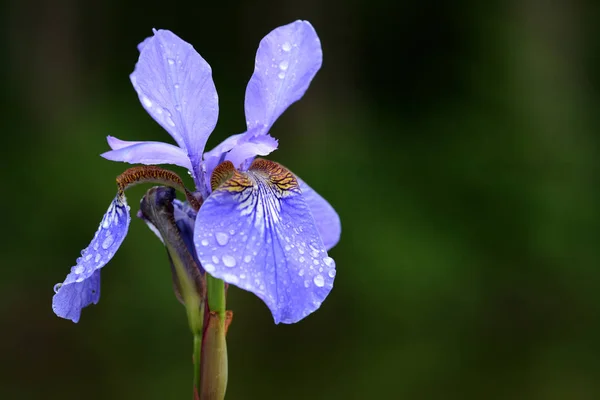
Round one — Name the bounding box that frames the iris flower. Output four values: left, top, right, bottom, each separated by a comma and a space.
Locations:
52, 20, 340, 324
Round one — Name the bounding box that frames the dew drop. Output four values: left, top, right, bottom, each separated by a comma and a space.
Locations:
282, 42, 292, 52
304, 280, 310, 288
74, 266, 84, 274
222, 272, 239, 284
95, 253, 101, 263
298, 247, 305, 255
279, 60, 289, 71
201, 239, 209, 247
229, 229, 236, 235
222, 255, 236, 268
216, 232, 229, 246
240, 273, 246, 279
323, 256, 334, 267
298, 269, 305, 277
212, 255, 219, 264
244, 255, 252, 263
328, 269, 336, 278
285, 245, 291, 251
102, 234, 114, 249
142, 96, 152, 108
204, 263, 215, 272
299, 256, 305, 263
278, 72, 286, 79
313, 274, 325, 287
313, 259, 319, 266
167, 58, 175, 65
84, 254, 93, 262
53, 283, 62, 293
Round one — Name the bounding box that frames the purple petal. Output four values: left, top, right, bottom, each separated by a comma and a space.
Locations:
202, 133, 244, 192
52, 194, 131, 322
244, 20, 322, 134
297, 177, 341, 250
131, 29, 218, 178
101, 136, 193, 170
225, 134, 278, 169
194, 160, 335, 324
202, 133, 279, 194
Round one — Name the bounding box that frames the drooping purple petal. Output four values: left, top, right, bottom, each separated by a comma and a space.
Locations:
296, 177, 341, 250
101, 136, 193, 170
131, 29, 218, 178
244, 20, 322, 134
194, 160, 335, 324
52, 194, 131, 323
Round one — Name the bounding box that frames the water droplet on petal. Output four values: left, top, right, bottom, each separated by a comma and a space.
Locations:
323, 256, 334, 267
285, 245, 291, 251
279, 60, 289, 71
102, 234, 114, 249
328, 269, 336, 278
95, 253, 101, 263
53, 283, 62, 293
222, 272, 239, 284
84, 254, 93, 262
74, 266, 84, 274
282, 42, 292, 52
142, 96, 152, 108
222, 255, 236, 268
216, 232, 229, 246
298, 269, 305, 277
299, 256, 305, 263
313, 275, 325, 287
278, 72, 286, 79
204, 263, 215, 272
313, 259, 319, 266
167, 58, 175, 65
304, 280, 310, 288
244, 255, 252, 263
212, 255, 219, 264
201, 239, 209, 247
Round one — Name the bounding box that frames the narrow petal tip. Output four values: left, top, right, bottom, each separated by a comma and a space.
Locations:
52, 194, 131, 322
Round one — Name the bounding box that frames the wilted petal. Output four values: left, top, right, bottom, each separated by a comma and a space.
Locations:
244, 20, 322, 134
131, 29, 218, 177
101, 136, 192, 170
296, 177, 340, 250
52, 194, 131, 322
173, 199, 198, 263
194, 159, 335, 324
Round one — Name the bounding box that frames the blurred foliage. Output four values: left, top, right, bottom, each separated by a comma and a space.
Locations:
1, 0, 600, 399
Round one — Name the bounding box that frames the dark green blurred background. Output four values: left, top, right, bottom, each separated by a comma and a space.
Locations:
2, 0, 600, 399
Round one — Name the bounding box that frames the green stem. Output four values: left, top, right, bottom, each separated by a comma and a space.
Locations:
193, 331, 202, 396
206, 275, 226, 325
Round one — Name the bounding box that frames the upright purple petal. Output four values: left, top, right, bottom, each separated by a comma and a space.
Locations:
194, 160, 335, 324
131, 29, 218, 178
297, 177, 341, 250
101, 136, 193, 170
244, 20, 322, 134
52, 194, 131, 322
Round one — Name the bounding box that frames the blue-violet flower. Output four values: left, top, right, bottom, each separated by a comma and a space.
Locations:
52, 20, 340, 324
